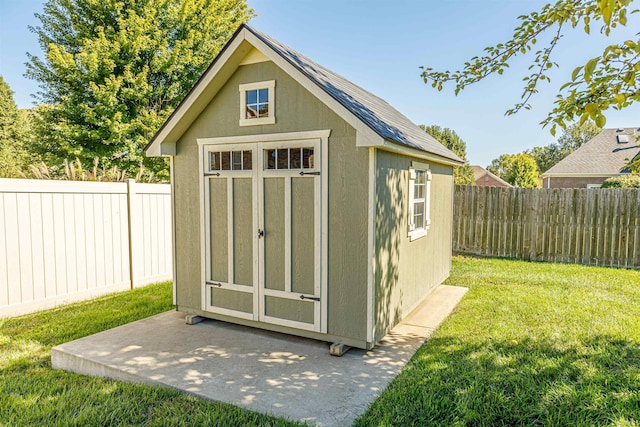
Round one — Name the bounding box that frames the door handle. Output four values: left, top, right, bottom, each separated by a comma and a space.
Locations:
300, 294, 320, 301
257, 229, 264, 238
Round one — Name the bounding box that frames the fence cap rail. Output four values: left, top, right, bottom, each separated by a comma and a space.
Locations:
0, 178, 170, 195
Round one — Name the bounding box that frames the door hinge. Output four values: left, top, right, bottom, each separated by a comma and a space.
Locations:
205, 172, 221, 177
299, 171, 320, 176
206, 281, 222, 287
299, 294, 320, 301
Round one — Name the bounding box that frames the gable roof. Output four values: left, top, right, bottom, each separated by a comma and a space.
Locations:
471, 165, 512, 187
145, 24, 462, 165
541, 127, 640, 176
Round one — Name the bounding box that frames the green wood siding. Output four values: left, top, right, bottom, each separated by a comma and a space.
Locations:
211, 288, 253, 313
374, 150, 454, 343
233, 178, 253, 286
173, 60, 368, 343
209, 179, 228, 282
290, 177, 315, 295
265, 296, 314, 324
264, 177, 285, 291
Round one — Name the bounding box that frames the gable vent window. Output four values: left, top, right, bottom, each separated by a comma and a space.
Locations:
239, 80, 276, 126
408, 161, 432, 241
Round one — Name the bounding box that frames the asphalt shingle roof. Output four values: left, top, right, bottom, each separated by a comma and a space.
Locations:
245, 26, 462, 163
543, 127, 640, 175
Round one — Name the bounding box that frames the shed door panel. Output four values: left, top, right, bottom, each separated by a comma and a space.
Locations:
263, 178, 285, 291
204, 144, 256, 321
209, 179, 228, 283
258, 141, 321, 332
290, 176, 315, 295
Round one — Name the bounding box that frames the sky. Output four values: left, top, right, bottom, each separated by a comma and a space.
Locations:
1, 0, 638, 167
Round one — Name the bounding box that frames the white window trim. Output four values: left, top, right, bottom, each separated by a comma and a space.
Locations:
408, 161, 432, 241
239, 80, 276, 126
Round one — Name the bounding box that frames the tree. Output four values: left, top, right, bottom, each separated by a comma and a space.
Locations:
488, 153, 540, 188
0, 76, 32, 177
507, 153, 541, 188
525, 121, 601, 172
421, 0, 639, 136
487, 154, 515, 181
421, 125, 475, 185
27, 0, 253, 179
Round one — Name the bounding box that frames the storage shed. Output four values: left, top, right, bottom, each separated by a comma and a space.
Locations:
145, 25, 463, 350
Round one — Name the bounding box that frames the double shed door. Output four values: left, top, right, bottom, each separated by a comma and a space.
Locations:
203, 140, 322, 332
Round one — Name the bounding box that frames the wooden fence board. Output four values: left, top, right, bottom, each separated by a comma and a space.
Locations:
453, 185, 640, 269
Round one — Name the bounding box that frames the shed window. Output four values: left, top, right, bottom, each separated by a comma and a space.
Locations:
239, 80, 276, 126
408, 162, 432, 241
209, 150, 252, 171
265, 147, 314, 170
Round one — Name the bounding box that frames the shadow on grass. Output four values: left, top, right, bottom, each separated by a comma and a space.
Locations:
356, 335, 640, 426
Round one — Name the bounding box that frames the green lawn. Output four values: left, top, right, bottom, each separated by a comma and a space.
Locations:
356, 257, 640, 426
1, 258, 639, 426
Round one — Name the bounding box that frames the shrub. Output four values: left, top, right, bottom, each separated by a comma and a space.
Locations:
601, 175, 640, 188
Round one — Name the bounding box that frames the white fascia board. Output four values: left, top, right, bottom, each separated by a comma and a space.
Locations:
379, 140, 464, 167
243, 31, 384, 147
145, 31, 248, 156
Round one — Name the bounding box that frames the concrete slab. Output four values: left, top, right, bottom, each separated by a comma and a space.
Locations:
52, 285, 467, 426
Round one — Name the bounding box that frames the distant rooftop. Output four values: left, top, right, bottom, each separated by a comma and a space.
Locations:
542, 127, 640, 175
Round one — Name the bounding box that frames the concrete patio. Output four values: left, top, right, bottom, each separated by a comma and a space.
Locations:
52, 285, 467, 426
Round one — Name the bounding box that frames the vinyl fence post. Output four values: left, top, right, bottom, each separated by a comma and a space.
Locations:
126, 179, 137, 289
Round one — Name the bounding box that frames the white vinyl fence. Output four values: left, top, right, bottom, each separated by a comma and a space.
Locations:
0, 178, 172, 317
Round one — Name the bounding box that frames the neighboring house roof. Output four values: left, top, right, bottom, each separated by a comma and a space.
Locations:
145, 24, 462, 165
541, 127, 640, 176
471, 165, 512, 187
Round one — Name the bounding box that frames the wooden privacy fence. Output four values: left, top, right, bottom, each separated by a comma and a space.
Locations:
453, 185, 640, 269
0, 178, 172, 317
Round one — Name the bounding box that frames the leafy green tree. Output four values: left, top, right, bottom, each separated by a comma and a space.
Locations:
487, 154, 516, 181
507, 153, 540, 188
27, 0, 253, 179
421, 0, 638, 135
488, 153, 540, 188
601, 175, 640, 188
421, 125, 475, 185
525, 121, 601, 173
0, 76, 33, 178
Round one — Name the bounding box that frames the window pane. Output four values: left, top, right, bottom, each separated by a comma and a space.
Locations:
257, 103, 269, 117
414, 183, 424, 199
210, 152, 219, 171
232, 151, 242, 170
415, 170, 425, 184
246, 90, 258, 105
246, 104, 258, 119
414, 202, 424, 228
243, 151, 252, 170
277, 149, 289, 169
258, 89, 269, 103
266, 149, 276, 169
290, 148, 302, 169
221, 151, 231, 170
302, 148, 314, 168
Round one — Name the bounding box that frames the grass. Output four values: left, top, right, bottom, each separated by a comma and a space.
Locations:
356, 257, 640, 426
1, 258, 639, 426
0, 282, 298, 426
